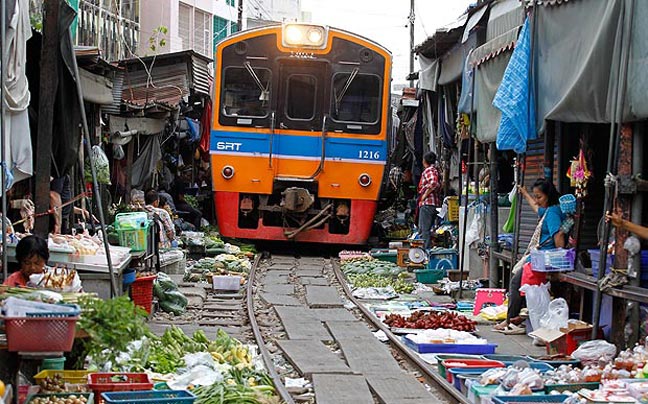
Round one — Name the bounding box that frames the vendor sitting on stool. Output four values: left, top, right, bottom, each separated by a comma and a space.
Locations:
3, 235, 49, 287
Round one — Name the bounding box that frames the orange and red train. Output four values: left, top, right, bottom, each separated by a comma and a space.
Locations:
211, 23, 392, 244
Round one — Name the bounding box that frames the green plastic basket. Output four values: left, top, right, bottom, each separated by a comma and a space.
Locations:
544, 382, 600, 393
414, 268, 445, 284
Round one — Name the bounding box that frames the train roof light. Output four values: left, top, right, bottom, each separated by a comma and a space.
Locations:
282, 24, 328, 49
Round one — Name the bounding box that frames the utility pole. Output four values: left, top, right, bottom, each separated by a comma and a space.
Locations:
409, 0, 415, 88
237, 0, 243, 30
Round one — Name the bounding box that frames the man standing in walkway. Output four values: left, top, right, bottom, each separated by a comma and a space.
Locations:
418, 152, 442, 250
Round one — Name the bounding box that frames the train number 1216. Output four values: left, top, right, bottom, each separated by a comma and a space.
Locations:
358, 150, 380, 160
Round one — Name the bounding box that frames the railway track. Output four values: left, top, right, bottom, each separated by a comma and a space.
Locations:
154, 252, 468, 403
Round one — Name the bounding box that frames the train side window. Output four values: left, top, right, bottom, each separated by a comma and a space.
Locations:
285, 74, 317, 121
330, 73, 381, 125
221, 66, 272, 118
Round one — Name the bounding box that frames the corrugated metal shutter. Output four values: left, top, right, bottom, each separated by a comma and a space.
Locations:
516, 139, 546, 257
104, 70, 124, 115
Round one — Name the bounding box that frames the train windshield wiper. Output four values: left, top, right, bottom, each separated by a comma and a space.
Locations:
334, 67, 359, 115
244, 62, 270, 102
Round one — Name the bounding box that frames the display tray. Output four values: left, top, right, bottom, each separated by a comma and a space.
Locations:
389, 326, 479, 335
403, 335, 497, 354
577, 389, 637, 404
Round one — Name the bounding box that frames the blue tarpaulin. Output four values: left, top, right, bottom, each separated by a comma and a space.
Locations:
493, 18, 536, 153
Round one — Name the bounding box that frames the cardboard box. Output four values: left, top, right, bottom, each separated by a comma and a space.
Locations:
529, 321, 594, 355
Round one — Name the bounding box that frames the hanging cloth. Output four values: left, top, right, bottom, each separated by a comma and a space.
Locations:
493, 18, 536, 154
2, 0, 33, 188
199, 101, 212, 161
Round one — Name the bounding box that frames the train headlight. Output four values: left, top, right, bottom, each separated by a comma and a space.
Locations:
358, 173, 372, 187
282, 24, 328, 49
222, 165, 235, 180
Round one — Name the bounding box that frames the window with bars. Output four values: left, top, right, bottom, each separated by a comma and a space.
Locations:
194, 9, 212, 57
178, 2, 191, 50
213, 15, 229, 44
226, 0, 236, 7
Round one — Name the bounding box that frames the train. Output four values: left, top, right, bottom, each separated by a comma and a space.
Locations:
210, 23, 392, 244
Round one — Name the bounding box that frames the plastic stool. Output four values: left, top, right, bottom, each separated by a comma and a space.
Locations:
473, 288, 506, 316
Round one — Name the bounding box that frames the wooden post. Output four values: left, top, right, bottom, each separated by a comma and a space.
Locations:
34, 0, 61, 237
610, 123, 633, 349
489, 143, 499, 287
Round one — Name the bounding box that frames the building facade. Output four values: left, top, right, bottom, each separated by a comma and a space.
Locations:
138, 0, 238, 59
245, 0, 309, 29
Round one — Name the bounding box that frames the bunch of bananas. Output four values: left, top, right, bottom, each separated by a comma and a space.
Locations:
210, 344, 252, 368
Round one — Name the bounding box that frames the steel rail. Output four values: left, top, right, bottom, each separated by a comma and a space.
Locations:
246, 253, 296, 404
330, 258, 470, 404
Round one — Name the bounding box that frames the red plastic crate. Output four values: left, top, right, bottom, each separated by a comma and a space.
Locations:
88, 373, 153, 404
130, 275, 157, 314
441, 359, 505, 382
4, 316, 79, 352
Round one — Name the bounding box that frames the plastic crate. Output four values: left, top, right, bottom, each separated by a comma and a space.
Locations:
25, 392, 94, 404
370, 249, 399, 263
434, 354, 484, 378
4, 316, 79, 352
482, 354, 528, 366
447, 196, 459, 222
404, 336, 498, 354
101, 390, 195, 404
427, 249, 458, 270
544, 382, 599, 393
442, 359, 506, 382
492, 395, 570, 404
89, 373, 153, 404
35, 369, 92, 385
526, 355, 580, 367
448, 367, 496, 385
130, 275, 157, 314
530, 248, 575, 272
116, 223, 149, 252
414, 268, 445, 284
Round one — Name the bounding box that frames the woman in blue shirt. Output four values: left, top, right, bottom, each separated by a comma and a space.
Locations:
495, 178, 565, 332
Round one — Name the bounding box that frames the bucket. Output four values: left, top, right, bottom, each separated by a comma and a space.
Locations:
122, 268, 136, 286
40, 357, 66, 371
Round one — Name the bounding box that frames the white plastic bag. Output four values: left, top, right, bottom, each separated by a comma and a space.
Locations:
540, 298, 569, 330
465, 210, 483, 247
572, 340, 617, 366
520, 282, 551, 331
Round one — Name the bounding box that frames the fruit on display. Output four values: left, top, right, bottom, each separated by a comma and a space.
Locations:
347, 273, 414, 294
38, 374, 66, 392
384, 311, 477, 332
28, 395, 88, 404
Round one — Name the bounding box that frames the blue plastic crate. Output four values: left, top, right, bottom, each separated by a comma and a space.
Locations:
482, 354, 528, 366
492, 395, 570, 404
427, 248, 458, 270
101, 390, 195, 404
403, 335, 497, 355
25, 304, 81, 318
449, 368, 492, 390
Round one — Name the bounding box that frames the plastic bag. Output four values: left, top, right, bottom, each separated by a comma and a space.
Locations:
520, 282, 551, 331
540, 298, 569, 330
572, 340, 617, 366
85, 145, 111, 184
465, 210, 483, 247
503, 194, 518, 233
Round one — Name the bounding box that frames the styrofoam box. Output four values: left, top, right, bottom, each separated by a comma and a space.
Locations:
212, 275, 242, 291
